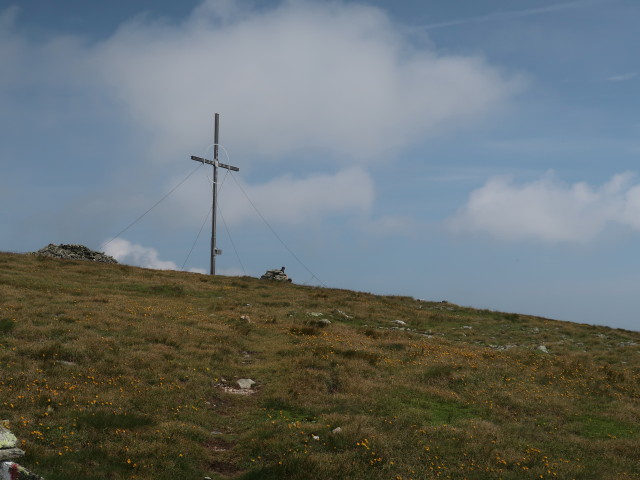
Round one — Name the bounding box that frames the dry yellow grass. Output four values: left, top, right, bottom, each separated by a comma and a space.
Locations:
0, 251, 638, 479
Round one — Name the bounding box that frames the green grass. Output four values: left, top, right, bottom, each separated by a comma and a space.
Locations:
0, 251, 639, 479
0, 317, 15, 334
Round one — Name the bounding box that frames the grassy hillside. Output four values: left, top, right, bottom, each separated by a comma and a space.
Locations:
0, 252, 638, 480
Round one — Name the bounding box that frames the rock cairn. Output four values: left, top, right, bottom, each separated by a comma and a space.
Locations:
32, 244, 117, 264
260, 267, 291, 282
0, 425, 23, 462
0, 424, 43, 480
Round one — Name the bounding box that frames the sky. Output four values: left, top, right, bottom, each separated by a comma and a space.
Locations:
1, 0, 639, 331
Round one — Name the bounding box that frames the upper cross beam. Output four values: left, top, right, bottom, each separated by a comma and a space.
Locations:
190, 155, 239, 172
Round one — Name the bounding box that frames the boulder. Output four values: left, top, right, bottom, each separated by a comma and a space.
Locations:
32, 244, 117, 264
1, 462, 44, 480
0, 449, 24, 462
307, 318, 331, 328
0, 426, 24, 462
0, 427, 16, 449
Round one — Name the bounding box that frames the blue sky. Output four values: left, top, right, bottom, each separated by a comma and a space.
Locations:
2, 0, 639, 331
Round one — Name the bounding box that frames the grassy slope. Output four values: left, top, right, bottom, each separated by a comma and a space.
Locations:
0, 252, 638, 480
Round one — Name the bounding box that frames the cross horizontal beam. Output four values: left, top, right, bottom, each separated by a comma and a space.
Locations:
190, 155, 239, 172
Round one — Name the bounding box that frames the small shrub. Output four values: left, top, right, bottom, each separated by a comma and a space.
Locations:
289, 327, 318, 336
75, 411, 155, 430
0, 318, 15, 334
338, 349, 380, 365
383, 342, 406, 351
420, 365, 458, 383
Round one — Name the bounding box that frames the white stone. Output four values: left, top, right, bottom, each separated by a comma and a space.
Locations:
237, 379, 256, 389
536, 345, 549, 353
0, 428, 17, 449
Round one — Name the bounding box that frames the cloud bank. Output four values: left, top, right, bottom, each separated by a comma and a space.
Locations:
92, 0, 523, 163
0, 0, 522, 236
448, 172, 640, 243
104, 238, 207, 272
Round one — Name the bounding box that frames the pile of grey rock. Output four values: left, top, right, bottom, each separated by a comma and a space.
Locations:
260, 267, 291, 282
32, 244, 117, 264
0, 424, 43, 480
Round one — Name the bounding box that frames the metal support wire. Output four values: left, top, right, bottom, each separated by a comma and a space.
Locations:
228, 171, 326, 287
102, 163, 204, 250
181, 205, 212, 271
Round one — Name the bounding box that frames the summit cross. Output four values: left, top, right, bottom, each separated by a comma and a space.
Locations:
189, 113, 239, 275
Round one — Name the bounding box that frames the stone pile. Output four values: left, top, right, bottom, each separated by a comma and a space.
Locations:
0, 426, 23, 463
0, 424, 43, 480
260, 267, 291, 282
32, 244, 117, 264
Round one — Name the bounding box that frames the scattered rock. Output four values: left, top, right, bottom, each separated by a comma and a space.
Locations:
332, 309, 353, 319
219, 385, 255, 395
240, 315, 253, 324
536, 345, 549, 353
54, 360, 77, 367
489, 344, 517, 351
237, 379, 256, 390
392, 320, 407, 326
307, 318, 331, 328
308, 312, 323, 317
260, 267, 291, 282
0, 449, 25, 462
331, 427, 343, 434
1, 462, 44, 480
462, 325, 473, 330
217, 378, 257, 395
32, 243, 117, 263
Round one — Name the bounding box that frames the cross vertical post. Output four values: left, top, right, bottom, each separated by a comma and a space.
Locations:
189, 113, 240, 275
211, 113, 219, 276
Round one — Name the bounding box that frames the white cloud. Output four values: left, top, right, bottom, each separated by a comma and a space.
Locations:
229, 166, 374, 223
90, 0, 522, 163
104, 238, 180, 270
608, 72, 638, 82
188, 267, 208, 275
448, 171, 640, 243
0, 1, 522, 238
171, 166, 375, 226
360, 215, 420, 236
